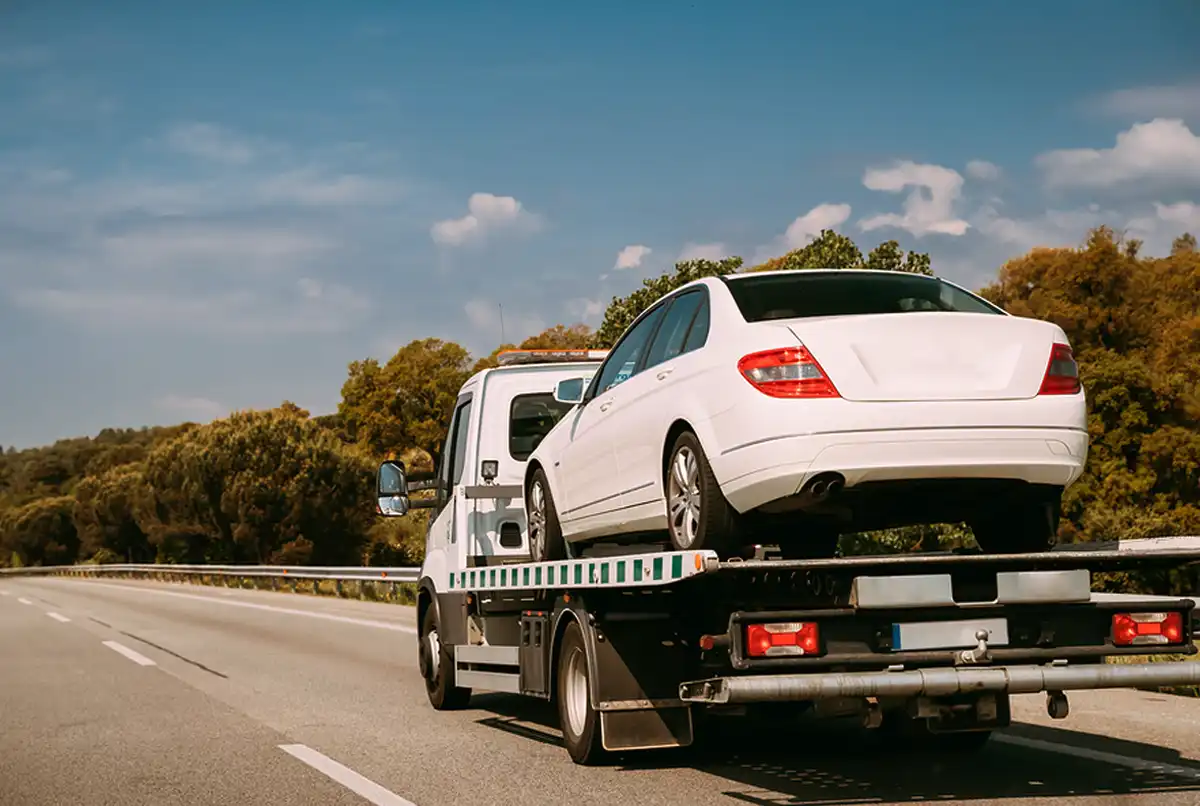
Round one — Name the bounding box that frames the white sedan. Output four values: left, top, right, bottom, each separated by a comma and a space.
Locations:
523, 269, 1088, 561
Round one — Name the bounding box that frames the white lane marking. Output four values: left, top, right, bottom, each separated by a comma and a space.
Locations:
279, 744, 417, 806
46, 612, 71, 623
63, 581, 417, 634
102, 640, 157, 667
0, 590, 10, 596
17, 597, 32, 605
996, 734, 1200, 781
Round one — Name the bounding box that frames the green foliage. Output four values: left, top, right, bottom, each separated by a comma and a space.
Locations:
747, 230, 933, 276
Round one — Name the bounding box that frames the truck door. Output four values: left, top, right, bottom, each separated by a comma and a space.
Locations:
427, 394, 474, 567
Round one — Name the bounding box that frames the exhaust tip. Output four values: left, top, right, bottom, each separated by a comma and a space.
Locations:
826, 479, 844, 495
810, 480, 828, 496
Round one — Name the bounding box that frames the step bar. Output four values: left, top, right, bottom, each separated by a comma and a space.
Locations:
678, 660, 1200, 704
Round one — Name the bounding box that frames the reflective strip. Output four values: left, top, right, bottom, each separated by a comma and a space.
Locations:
449, 550, 717, 591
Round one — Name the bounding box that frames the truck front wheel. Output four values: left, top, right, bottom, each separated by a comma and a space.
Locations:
420, 605, 471, 710
556, 620, 605, 765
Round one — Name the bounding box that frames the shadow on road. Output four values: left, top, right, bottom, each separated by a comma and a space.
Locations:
469, 693, 1200, 804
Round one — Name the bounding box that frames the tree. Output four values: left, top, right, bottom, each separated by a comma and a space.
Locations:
747, 230, 933, 275
592, 257, 744, 348
73, 464, 153, 563
0, 495, 79, 566
338, 338, 475, 465
472, 324, 594, 372
1172, 232, 1197, 256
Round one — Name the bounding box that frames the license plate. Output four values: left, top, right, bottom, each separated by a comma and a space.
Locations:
891, 618, 1009, 652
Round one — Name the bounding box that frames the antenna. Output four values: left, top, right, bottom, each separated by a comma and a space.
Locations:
498, 303, 506, 344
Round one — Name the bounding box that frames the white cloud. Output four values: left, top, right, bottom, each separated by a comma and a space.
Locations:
12, 278, 371, 336
463, 298, 546, 344
858, 161, 970, 237
431, 192, 542, 247
164, 123, 257, 165
566, 297, 605, 324
1095, 80, 1200, 120
677, 242, 728, 261
614, 244, 651, 270
155, 394, 228, 422
781, 203, 853, 249
966, 160, 1002, 181
1035, 118, 1200, 190
99, 224, 335, 273
973, 203, 1110, 252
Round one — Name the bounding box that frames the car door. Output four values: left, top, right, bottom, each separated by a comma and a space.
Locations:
555, 303, 667, 534
606, 290, 709, 521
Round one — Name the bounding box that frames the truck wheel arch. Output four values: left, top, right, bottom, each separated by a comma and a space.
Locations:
417, 578, 438, 635
550, 603, 601, 710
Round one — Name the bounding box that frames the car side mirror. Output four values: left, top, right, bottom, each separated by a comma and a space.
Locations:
554, 377, 586, 405
376, 460, 410, 517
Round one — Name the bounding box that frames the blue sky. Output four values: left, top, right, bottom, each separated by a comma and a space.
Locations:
2, 1, 1199, 449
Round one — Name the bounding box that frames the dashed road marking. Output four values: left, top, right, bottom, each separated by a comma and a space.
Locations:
17, 597, 32, 605
102, 640, 157, 667
46, 612, 71, 623
279, 744, 418, 806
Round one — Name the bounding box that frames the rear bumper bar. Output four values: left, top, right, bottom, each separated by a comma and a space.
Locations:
678, 661, 1200, 704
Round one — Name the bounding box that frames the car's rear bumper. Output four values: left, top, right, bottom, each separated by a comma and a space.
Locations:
710, 426, 1088, 514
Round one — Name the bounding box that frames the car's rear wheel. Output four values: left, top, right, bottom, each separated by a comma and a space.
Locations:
528, 468, 566, 562
665, 431, 740, 557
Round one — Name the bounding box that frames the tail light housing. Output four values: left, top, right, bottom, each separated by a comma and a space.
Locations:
1112, 611, 1185, 646
738, 347, 839, 398
1038, 343, 1081, 395
745, 621, 821, 657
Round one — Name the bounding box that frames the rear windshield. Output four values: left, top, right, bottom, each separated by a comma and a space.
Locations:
724, 271, 1004, 322
509, 393, 575, 461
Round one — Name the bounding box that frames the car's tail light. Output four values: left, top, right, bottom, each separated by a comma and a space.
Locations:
1038, 343, 1081, 395
1112, 611, 1185, 646
745, 621, 820, 657
738, 347, 839, 398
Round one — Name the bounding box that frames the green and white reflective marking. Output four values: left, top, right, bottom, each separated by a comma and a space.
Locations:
448, 550, 719, 592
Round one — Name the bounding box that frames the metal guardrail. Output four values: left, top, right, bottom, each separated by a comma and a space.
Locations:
0, 563, 420, 584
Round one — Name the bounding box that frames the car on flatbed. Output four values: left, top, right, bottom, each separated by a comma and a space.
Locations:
373, 348, 1200, 767
524, 269, 1088, 563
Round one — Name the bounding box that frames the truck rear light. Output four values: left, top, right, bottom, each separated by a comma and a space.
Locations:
745, 621, 820, 657
738, 347, 839, 399
1112, 611, 1185, 646
1038, 343, 1081, 395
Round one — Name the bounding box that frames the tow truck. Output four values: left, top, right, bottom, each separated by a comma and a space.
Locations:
374, 349, 1200, 765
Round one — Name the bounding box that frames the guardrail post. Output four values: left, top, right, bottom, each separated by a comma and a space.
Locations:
334, 580, 343, 597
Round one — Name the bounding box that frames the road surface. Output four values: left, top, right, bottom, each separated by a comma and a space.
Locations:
3, 576, 1200, 806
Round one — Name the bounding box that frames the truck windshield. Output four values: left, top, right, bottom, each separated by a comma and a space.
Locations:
510, 393, 575, 461
724, 271, 1005, 322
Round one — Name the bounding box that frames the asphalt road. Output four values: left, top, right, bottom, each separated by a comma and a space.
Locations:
3, 578, 1200, 806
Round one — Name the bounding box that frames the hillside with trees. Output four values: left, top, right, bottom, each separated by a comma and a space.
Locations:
3, 227, 1197, 593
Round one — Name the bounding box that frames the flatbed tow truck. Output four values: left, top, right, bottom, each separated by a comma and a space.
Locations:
374, 350, 1200, 765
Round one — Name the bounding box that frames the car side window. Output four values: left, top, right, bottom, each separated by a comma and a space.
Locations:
644, 291, 704, 369
681, 295, 710, 353
591, 304, 668, 394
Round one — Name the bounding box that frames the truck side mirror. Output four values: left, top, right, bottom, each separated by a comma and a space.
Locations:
376, 460, 410, 517
554, 377, 586, 405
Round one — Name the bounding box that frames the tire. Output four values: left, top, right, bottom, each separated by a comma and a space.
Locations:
971, 490, 1061, 554
527, 468, 567, 562
556, 620, 606, 765
664, 431, 740, 556
420, 604, 471, 710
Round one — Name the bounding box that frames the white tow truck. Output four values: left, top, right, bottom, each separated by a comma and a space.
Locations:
374, 349, 1200, 765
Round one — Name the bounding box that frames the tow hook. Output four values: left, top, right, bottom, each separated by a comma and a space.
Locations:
956, 630, 993, 665
1046, 690, 1070, 719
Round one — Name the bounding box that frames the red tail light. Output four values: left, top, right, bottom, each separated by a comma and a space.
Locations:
745, 621, 820, 657
1038, 343, 1081, 395
1112, 611, 1185, 646
738, 347, 839, 398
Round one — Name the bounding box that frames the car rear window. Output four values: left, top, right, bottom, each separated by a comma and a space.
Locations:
509, 393, 575, 461
724, 271, 1004, 322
